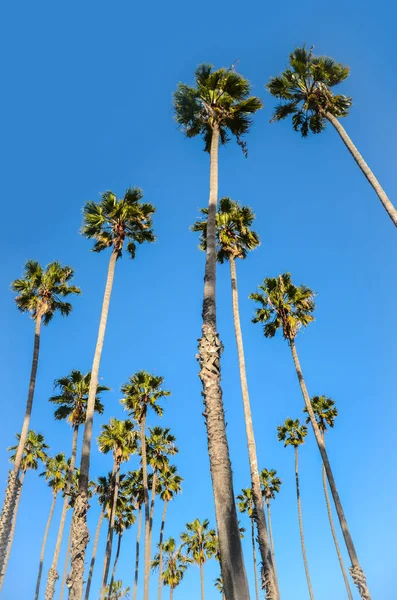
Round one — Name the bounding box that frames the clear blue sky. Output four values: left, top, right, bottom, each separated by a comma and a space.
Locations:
1, 1, 396, 599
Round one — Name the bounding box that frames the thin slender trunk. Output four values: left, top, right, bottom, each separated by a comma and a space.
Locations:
149, 472, 157, 536
141, 414, 151, 600
35, 493, 57, 600
321, 434, 353, 600
60, 518, 73, 600
169, 587, 173, 600
68, 249, 118, 599
290, 340, 371, 600
266, 498, 278, 581
251, 519, 259, 600
229, 257, 279, 599
108, 533, 122, 594
325, 111, 397, 227
157, 501, 168, 600
294, 447, 314, 600
84, 509, 104, 600
0, 314, 42, 582
46, 426, 79, 599
100, 461, 120, 599
1, 469, 26, 583
133, 507, 143, 600
200, 563, 205, 600
198, 124, 249, 600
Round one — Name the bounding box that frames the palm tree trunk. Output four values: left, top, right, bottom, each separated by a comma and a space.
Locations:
200, 563, 205, 600
229, 257, 279, 599
133, 506, 142, 600
198, 124, 249, 600
325, 111, 397, 227
250, 519, 259, 600
68, 249, 118, 600
157, 501, 168, 600
294, 446, 314, 600
321, 435, 353, 600
35, 492, 57, 600
290, 340, 371, 600
84, 508, 104, 600
1, 469, 26, 585
169, 587, 173, 600
60, 518, 73, 600
149, 472, 157, 536
266, 499, 278, 578
141, 414, 151, 600
108, 533, 122, 594
46, 425, 79, 599
100, 461, 120, 599
0, 314, 42, 582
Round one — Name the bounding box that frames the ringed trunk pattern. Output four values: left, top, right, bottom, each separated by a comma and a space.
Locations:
295, 447, 314, 600
157, 501, 168, 600
35, 493, 57, 600
60, 519, 73, 600
133, 506, 143, 600
1, 470, 26, 587
84, 509, 104, 600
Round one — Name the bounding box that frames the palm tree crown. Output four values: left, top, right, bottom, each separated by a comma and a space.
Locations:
267, 46, 352, 137
40, 453, 69, 494
8, 431, 49, 472
181, 518, 217, 565
304, 395, 338, 432
82, 188, 155, 258
105, 579, 131, 599
236, 488, 254, 518
98, 419, 137, 465
174, 64, 262, 155
277, 419, 307, 447
146, 427, 178, 473
11, 260, 81, 324
152, 538, 190, 590
192, 197, 260, 263
158, 465, 182, 502
49, 370, 108, 426
260, 469, 282, 502
120, 371, 170, 424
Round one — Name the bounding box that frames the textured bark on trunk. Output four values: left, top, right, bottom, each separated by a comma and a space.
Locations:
295, 447, 314, 600
35, 493, 57, 600
157, 501, 167, 600
266, 499, 278, 580
0, 314, 42, 581
60, 518, 73, 600
229, 257, 279, 599
325, 111, 397, 227
200, 563, 205, 600
141, 414, 151, 600
108, 533, 122, 594
133, 506, 142, 600
100, 462, 120, 599
250, 519, 259, 600
46, 426, 79, 600
68, 249, 118, 599
1, 470, 26, 586
290, 340, 371, 600
84, 509, 104, 600
197, 125, 249, 600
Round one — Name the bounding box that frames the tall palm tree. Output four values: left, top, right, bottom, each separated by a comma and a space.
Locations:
236, 488, 260, 600
98, 419, 137, 598
250, 273, 371, 599
157, 466, 182, 600
121, 371, 170, 600
277, 418, 313, 599
214, 575, 225, 599
35, 453, 68, 600
174, 64, 262, 600
0, 261, 80, 582
105, 579, 131, 599
181, 518, 217, 600
108, 499, 136, 593
68, 189, 155, 599
260, 468, 282, 557
267, 46, 397, 227
192, 198, 278, 595
152, 537, 190, 600
45, 371, 108, 599
304, 396, 353, 600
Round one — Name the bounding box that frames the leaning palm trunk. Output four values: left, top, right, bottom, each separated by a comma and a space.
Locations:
141, 415, 151, 600
229, 257, 279, 598
266, 499, 277, 573
157, 501, 168, 600
290, 340, 371, 600
198, 124, 250, 600
84, 508, 104, 600
35, 492, 57, 600
100, 463, 120, 599
46, 426, 79, 599
294, 447, 314, 600
1, 470, 26, 583
250, 519, 259, 600
325, 111, 397, 227
200, 563, 205, 600
0, 314, 42, 583
60, 519, 73, 600
68, 249, 118, 599
133, 506, 143, 600
108, 533, 122, 594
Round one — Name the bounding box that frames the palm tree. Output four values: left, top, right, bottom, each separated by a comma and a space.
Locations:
174, 64, 262, 600
69, 189, 155, 599
105, 579, 131, 599
181, 518, 217, 600
121, 371, 170, 600
214, 575, 225, 599
0, 261, 80, 581
152, 537, 190, 600
35, 453, 68, 600
98, 419, 137, 598
108, 499, 136, 593
157, 466, 182, 600
267, 46, 397, 227
192, 198, 277, 595
260, 468, 282, 558
45, 371, 108, 599
304, 396, 353, 600
236, 488, 260, 600
277, 418, 313, 599
250, 273, 371, 599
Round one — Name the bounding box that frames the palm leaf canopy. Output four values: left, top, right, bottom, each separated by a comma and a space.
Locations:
267, 46, 352, 137
152, 537, 191, 589
260, 468, 282, 501
120, 371, 170, 423
146, 427, 178, 472
11, 260, 81, 325
180, 518, 217, 565
8, 430, 49, 472
105, 579, 131, 599
124, 468, 154, 508
40, 452, 69, 493
304, 395, 338, 432
277, 418, 307, 448
192, 197, 260, 263
98, 418, 137, 464
236, 487, 254, 517
158, 464, 183, 502
250, 272, 315, 341
174, 63, 262, 155
82, 188, 155, 258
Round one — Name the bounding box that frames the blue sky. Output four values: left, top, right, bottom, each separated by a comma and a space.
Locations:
0, 1, 396, 599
